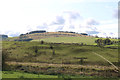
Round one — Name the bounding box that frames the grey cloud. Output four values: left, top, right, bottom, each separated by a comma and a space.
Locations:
86, 30, 100, 34
87, 19, 99, 25
37, 23, 48, 29
69, 25, 75, 29
110, 32, 114, 35
5, 31, 20, 37
113, 9, 120, 19
56, 26, 64, 31
69, 12, 80, 19
26, 26, 33, 32
64, 11, 81, 19
51, 16, 65, 25
113, 9, 118, 19
9, 33, 20, 37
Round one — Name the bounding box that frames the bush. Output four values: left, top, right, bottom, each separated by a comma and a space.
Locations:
50, 45, 53, 49
41, 40, 44, 44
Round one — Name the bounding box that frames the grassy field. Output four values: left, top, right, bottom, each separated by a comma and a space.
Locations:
3, 71, 118, 79
2, 71, 102, 78
32, 36, 118, 46
32, 37, 96, 45
2, 41, 118, 64
2, 41, 119, 78
2, 71, 58, 78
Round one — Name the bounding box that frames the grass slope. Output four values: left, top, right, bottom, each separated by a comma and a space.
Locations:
2, 41, 119, 78
2, 71, 105, 78
32, 37, 96, 45
2, 71, 57, 78
2, 41, 118, 65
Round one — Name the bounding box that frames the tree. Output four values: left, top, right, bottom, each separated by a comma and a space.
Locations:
95, 38, 113, 47
81, 43, 84, 46
50, 45, 55, 55
104, 38, 111, 45
34, 46, 38, 53
52, 50, 55, 55
95, 39, 105, 47
95, 35, 99, 38
41, 40, 44, 44
50, 45, 53, 49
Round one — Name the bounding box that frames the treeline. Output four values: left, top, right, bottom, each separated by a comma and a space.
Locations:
95, 38, 119, 47
20, 30, 46, 36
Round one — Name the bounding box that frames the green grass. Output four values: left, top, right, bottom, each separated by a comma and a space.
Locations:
2, 41, 119, 78
32, 37, 96, 45
2, 71, 109, 78
2, 71, 58, 78
2, 41, 118, 65
95, 38, 118, 41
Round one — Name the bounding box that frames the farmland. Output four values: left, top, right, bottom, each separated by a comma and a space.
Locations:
2, 40, 119, 79
2, 71, 58, 78
32, 37, 96, 45
1, 32, 119, 79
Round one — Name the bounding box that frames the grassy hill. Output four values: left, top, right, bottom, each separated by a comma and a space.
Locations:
24, 32, 90, 40
6, 32, 118, 46
2, 71, 58, 78
3, 41, 118, 64
2, 32, 119, 78
6, 32, 97, 45
2, 41, 119, 78
7, 32, 92, 40
32, 37, 96, 45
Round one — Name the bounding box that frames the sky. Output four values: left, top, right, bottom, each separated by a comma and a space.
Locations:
0, 0, 119, 38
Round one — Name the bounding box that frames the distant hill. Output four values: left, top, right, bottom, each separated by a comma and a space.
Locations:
5, 31, 118, 45
0, 35, 8, 38
32, 37, 96, 45
0, 35, 8, 41
20, 32, 91, 40
6, 31, 95, 44
4, 31, 94, 42
11, 31, 96, 45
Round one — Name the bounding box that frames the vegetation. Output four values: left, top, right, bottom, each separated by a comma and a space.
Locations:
3, 71, 111, 79
2, 32, 119, 79
2, 40, 119, 78
32, 37, 96, 45
95, 38, 119, 48
2, 71, 58, 78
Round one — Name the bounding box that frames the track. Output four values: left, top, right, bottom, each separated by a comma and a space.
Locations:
93, 52, 119, 72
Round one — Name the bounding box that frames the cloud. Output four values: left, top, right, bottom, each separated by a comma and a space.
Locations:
37, 23, 48, 29
93, 0, 119, 2
96, 23, 118, 38
113, 8, 120, 19
86, 19, 99, 25
0, 10, 117, 38
69, 25, 75, 29
97, 23, 117, 33
64, 11, 81, 20
4, 31, 20, 37
86, 31, 100, 34
113, 9, 118, 19
97, 32, 117, 38
56, 26, 64, 31
51, 16, 65, 25
64, 0, 118, 3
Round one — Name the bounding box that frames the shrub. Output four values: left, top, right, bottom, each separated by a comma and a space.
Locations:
50, 45, 53, 49
41, 40, 44, 44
